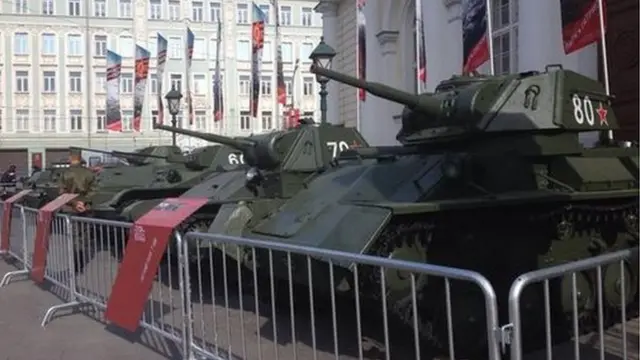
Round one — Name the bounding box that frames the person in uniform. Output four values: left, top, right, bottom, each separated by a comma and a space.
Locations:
58, 150, 97, 273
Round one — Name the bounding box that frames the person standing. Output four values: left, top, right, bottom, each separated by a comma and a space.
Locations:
58, 150, 97, 273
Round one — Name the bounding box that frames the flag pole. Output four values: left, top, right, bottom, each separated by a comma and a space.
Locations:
485, 0, 495, 75
596, 0, 613, 141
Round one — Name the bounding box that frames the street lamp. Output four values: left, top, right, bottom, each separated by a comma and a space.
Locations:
164, 87, 183, 146
309, 37, 336, 125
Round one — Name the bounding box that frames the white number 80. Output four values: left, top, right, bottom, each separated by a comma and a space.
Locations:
572, 94, 595, 125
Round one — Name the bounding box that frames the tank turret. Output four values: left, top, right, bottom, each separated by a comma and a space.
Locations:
154, 124, 285, 171
153, 119, 367, 196
310, 64, 619, 145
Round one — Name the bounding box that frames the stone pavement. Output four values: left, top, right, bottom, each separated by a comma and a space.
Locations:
0, 260, 179, 360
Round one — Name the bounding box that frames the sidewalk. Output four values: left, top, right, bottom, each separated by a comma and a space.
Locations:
0, 260, 178, 360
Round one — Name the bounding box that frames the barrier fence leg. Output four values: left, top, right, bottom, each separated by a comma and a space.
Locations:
41, 216, 86, 327
0, 207, 30, 287
178, 233, 196, 360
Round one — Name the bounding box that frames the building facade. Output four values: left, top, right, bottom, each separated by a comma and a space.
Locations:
316, 0, 638, 146
0, 0, 323, 169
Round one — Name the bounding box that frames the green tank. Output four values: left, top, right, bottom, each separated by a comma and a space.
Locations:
124, 119, 369, 262
187, 64, 638, 356
93, 139, 245, 221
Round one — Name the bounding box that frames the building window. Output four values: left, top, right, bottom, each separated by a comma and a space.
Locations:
119, 0, 131, 18
236, 3, 248, 24
261, 111, 272, 130
170, 74, 182, 92
96, 110, 106, 131
95, 72, 106, 93
260, 76, 271, 96
281, 42, 293, 63
67, 34, 83, 56
194, 110, 206, 130
240, 111, 251, 130
300, 42, 313, 63
169, 36, 183, 59
119, 35, 134, 57
68, 0, 80, 15
262, 41, 272, 62
301, 7, 313, 26
15, 0, 28, 13
192, 1, 204, 22
44, 109, 56, 132
150, 74, 158, 93
147, 36, 157, 55
209, 2, 221, 22
14, 32, 29, 55
193, 38, 207, 59
209, 38, 220, 60
94, 0, 106, 17
236, 40, 250, 61
303, 77, 314, 96
70, 109, 83, 131
193, 74, 206, 95
279, 5, 291, 26
122, 110, 133, 131
121, 73, 133, 93
41, 33, 57, 55
491, 0, 518, 75
149, 0, 162, 19
16, 109, 29, 132
69, 71, 82, 93
168, 0, 180, 20
151, 110, 159, 124
94, 35, 107, 57
238, 75, 250, 95
42, 0, 54, 15
15, 71, 29, 93
258, 4, 270, 24
43, 71, 56, 93
284, 76, 292, 96
303, 111, 314, 121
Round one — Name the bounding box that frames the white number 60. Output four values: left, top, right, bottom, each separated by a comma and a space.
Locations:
572, 94, 595, 125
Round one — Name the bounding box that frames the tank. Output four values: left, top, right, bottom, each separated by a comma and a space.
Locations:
191, 64, 638, 356
93, 135, 246, 220
122, 119, 369, 261
19, 146, 184, 209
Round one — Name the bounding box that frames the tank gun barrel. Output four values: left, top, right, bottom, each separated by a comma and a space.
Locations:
309, 64, 442, 114
153, 123, 256, 150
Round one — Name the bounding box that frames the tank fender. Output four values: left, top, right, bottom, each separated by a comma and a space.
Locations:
121, 198, 165, 221
250, 203, 392, 269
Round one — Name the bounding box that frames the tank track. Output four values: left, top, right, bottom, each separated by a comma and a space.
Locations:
358, 197, 639, 358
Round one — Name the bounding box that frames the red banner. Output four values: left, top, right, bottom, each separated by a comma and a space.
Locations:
105, 197, 207, 332
1, 190, 32, 251
31, 193, 79, 283
561, 0, 607, 55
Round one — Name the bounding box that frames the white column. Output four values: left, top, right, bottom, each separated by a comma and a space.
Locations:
518, 0, 564, 72
315, 0, 340, 124
423, 0, 459, 91
373, 30, 402, 145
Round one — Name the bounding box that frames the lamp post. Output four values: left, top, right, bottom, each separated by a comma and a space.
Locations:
164, 87, 183, 146
309, 37, 336, 125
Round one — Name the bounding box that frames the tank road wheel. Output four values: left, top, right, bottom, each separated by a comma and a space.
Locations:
384, 232, 429, 304
560, 271, 596, 331
602, 261, 638, 311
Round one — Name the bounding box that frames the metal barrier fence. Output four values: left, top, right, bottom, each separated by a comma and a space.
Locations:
180, 232, 502, 360
0, 200, 637, 360
503, 247, 640, 360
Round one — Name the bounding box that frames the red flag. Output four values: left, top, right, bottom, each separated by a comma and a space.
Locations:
561, 0, 607, 55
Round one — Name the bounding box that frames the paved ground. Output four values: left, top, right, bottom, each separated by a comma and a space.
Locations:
0, 260, 181, 360
0, 210, 638, 360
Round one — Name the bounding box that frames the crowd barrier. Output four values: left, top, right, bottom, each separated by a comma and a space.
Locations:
0, 198, 637, 360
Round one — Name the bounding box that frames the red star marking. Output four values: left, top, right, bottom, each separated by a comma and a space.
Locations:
596, 103, 608, 125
